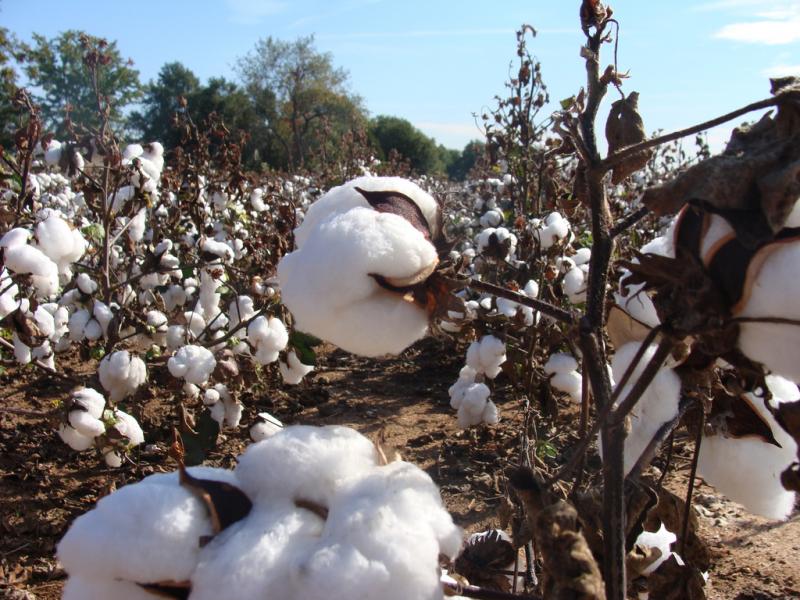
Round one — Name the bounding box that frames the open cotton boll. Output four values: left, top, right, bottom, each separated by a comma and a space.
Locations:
279, 350, 314, 385
551, 371, 583, 403
76, 272, 97, 295
448, 365, 478, 408
98, 351, 147, 402
635, 522, 678, 576
250, 188, 267, 212
279, 206, 435, 357
544, 353, 579, 375
0, 269, 19, 318
478, 335, 506, 379
737, 241, 800, 383
235, 425, 378, 506
610, 342, 681, 475
293, 176, 440, 249
456, 383, 497, 428
697, 375, 798, 520
247, 315, 289, 365
184, 311, 206, 340
168, 344, 216, 386
201, 238, 234, 263
228, 295, 256, 330
35, 212, 87, 276
3, 243, 59, 297
128, 207, 147, 242
110, 409, 145, 446
479, 209, 503, 228
106, 185, 135, 215
563, 266, 587, 304
58, 467, 240, 587
250, 412, 284, 442
534, 212, 570, 249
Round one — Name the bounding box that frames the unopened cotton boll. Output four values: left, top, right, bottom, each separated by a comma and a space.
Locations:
278, 177, 440, 357
610, 342, 681, 475
98, 351, 147, 402
168, 344, 216, 386
697, 374, 798, 520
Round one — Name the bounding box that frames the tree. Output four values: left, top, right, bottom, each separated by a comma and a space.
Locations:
447, 140, 485, 180
369, 115, 444, 174
0, 25, 27, 148
23, 30, 141, 136
236, 35, 366, 170
128, 62, 200, 147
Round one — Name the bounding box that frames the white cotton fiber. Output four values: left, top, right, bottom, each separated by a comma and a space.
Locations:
737, 241, 800, 383
279, 203, 435, 357
250, 412, 283, 442
279, 350, 314, 384
544, 353, 578, 375
168, 345, 216, 386
57, 468, 239, 584
697, 375, 798, 520
98, 351, 147, 402
611, 342, 681, 475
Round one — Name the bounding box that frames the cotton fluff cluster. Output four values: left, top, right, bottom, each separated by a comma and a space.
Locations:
58, 425, 462, 600
544, 353, 582, 403
203, 384, 242, 429
610, 342, 681, 475
493, 279, 540, 326
98, 351, 147, 402
246, 316, 289, 365
476, 226, 517, 260
249, 412, 283, 442
697, 375, 798, 520
168, 345, 217, 386
58, 387, 144, 467
278, 176, 441, 357
533, 212, 571, 250
1, 227, 59, 297
448, 335, 505, 428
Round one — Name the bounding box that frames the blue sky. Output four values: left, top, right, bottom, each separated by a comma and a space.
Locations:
3, 0, 799, 150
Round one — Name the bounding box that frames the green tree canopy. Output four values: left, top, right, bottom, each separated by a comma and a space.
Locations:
447, 140, 485, 181
0, 25, 26, 148
369, 115, 445, 175
23, 30, 141, 136
236, 35, 366, 170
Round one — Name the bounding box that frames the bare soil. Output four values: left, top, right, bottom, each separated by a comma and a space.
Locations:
0, 339, 798, 599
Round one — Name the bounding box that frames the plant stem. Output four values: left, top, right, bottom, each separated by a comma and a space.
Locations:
467, 278, 576, 324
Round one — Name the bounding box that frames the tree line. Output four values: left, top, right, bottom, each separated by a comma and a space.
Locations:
0, 28, 483, 179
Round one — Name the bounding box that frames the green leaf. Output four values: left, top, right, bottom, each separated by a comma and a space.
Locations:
289, 330, 321, 366
560, 95, 576, 110
181, 410, 220, 466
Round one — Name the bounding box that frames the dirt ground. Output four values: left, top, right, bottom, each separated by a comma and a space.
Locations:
0, 339, 798, 599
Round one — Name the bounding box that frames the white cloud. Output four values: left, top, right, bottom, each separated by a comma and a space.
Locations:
763, 64, 800, 77
715, 18, 800, 44
226, 0, 287, 24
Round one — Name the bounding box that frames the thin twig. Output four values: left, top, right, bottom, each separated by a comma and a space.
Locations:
442, 580, 542, 600
610, 205, 649, 238
599, 95, 785, 172
468, 278, 576, 324
681, 410, 704, 556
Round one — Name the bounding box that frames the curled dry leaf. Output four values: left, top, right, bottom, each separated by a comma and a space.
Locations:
605, 92, 652, 185
453, 529, 517, 593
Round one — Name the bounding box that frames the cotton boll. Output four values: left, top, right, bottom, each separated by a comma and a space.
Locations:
57, 467, 239, 586
3, 244, 60, 296
62, 574, 157, 600
477, 335, 506, 379
122, 143, 144, 161
76, 272, 97, 295
635, 522, 677, 576
92, 300, 115, 337
0, 227, 31, 249
107, 185, 135, 215
58, 423, 96, 451
98, 351, 147, 402
611, 342, 681, 475
11, 332, 31, 364
479, 209, 503, 228
228, 295, 256, 330
162, 284, 187, 312
68, 309, 92, 341
279, 205, 435, 357
534, 212, 570, 249
448, 365, 477, 408
456, 383, 492, 428
201, 238, 234, 263
167, 325, 186, 349
35, 213, 87, 276
247, 316, 289, 365
496, 297, 518, 318
563, 266, 586, 304
111, 409, 145, 447
250, 412, 284, 442
544, 353, 579, 375
572, 247, 592, 266
250, 188, 267, 212
737, 241, 800, 383
168, 345, 216, 386
697, 375, 798, 520
550, 371, 583, 403
128, 207, 147, 242
279, 350, 314, 385
184, 311, 206, 340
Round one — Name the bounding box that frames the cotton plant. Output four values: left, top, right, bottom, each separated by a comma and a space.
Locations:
57, 425, 462, 600
448, 335, 506, 428
57, 387, 145, 467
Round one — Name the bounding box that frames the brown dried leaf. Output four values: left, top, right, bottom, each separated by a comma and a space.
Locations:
605, 92, 652, 184
606, 304, 653, 349
647, 555, 706, 600
355, 187, 437, 240
137, 580, 192, 599
453, 530, 517, 593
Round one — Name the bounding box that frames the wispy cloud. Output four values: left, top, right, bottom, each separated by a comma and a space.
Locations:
226, 0, 288, 25
763, 64, 800, 77
705, 1, 800, 44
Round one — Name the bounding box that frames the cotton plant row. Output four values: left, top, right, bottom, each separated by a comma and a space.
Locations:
1, 137, 330, 466
57, 425, 463, 600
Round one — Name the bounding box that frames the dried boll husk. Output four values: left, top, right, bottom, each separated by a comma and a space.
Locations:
605, 91, 652, 185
